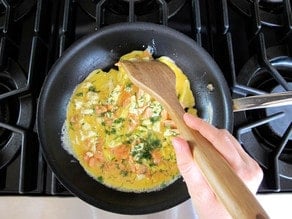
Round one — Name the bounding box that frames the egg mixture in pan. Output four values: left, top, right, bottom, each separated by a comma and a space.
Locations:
63, 50, 196, 192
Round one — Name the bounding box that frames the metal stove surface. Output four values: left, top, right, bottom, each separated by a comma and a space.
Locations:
0, 0, 291, 201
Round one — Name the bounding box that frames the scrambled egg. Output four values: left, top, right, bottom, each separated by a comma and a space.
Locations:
63, 50, 196, 192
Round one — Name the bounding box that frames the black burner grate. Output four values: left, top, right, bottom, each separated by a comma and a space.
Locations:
0, 0, 59, 195
229, 0, 288, 27
0, 0, 292, 198
78, 0, 186, 27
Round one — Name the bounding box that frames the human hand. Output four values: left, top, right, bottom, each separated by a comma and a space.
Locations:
172, 113, 263, 219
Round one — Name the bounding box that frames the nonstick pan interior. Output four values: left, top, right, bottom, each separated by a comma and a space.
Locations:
37, 22, 233, 214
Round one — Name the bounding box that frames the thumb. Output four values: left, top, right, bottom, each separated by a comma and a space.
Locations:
172, 137, 215, 205
171, 137, 204, 184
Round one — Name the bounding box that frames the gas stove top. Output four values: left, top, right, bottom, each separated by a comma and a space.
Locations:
0, 0, 291, 197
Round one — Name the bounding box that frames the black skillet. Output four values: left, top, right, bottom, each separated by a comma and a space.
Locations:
37, 22, 233, 214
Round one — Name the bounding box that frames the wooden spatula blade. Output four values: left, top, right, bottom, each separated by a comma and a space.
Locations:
120, 60, 178, 105
120, 60, 185, 118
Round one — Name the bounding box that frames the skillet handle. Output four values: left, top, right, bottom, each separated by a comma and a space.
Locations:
172, 112, 269, 219
233, 91, 292, 112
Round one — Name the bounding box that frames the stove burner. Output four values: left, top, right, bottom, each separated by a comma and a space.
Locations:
0, 59, 32, 169
0, 0, 35, 23
235, 46, 292, 182
229, 0, 284, 27
0, 82, 15, 147
236, 46, 292, 178
78, 0, 185, 23
266, 85, 292, 141
245, 70, 292, 152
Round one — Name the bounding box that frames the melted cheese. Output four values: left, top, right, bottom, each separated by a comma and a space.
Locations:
63, 50, 196, 192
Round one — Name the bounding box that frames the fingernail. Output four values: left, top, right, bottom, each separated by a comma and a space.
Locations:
171, 137, 180, 149
183, 113, 192, 120
171, 137, 181, 150
171, 137, 186, 154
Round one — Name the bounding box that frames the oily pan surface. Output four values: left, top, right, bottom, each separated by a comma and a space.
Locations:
37, 22, 232, 214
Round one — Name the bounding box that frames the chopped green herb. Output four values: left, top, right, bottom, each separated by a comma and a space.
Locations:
114, 117, 125, 124
111, 128, 117, 134
75, 92, 83, 97
88, 85, 96, 92
131, 133, 161, 163
150, 116, 160, 123
160, 182, 167, 188
97, 176, 103, 182
69, 122, 74, 130
88, 85, 100, 93
123, 139, 132, 145
124, 82, 133, 91
120, 170, 129, 177
105, 128, 117, 135
126, 82, 132, 88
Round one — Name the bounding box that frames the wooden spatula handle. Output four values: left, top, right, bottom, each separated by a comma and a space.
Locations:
173, 111, 269, 219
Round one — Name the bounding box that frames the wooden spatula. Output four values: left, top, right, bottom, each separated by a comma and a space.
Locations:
120, 60, 269, 219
